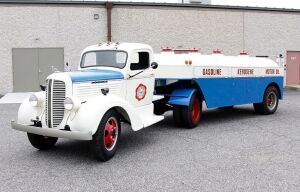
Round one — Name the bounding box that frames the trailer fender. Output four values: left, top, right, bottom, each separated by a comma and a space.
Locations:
68, 94, 144, 134
168, 88, 197, 106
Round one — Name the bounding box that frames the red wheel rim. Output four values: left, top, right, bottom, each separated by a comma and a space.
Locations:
266, 92, 277, 110
104, 117, 118, 151
191, 98, 201, 123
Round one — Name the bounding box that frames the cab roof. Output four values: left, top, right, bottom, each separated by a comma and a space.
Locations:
82, 42, 153, 53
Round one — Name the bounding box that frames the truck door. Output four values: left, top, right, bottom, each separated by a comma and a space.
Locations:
126, 51, 155, 107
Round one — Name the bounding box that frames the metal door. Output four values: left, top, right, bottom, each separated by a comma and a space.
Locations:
286, 51, 300, 85
12, 48, 40, 92
126, 51, 155, 107
12, 48, 64, 92
38, 48, 64, 86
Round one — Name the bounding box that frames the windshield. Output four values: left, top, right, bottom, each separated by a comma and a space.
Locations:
81, 51, 127, 69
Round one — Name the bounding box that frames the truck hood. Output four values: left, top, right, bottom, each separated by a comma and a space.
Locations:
65, 69, 124, 83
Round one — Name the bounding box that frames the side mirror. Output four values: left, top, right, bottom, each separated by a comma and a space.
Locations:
151, 62, 158, 69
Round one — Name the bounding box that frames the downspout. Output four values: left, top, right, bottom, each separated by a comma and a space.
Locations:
106, 2, 113, 42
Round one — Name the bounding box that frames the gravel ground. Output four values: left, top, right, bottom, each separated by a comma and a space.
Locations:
0, 90, 299, 192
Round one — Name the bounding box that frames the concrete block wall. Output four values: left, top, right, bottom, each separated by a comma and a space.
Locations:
0, 3, 299, 93
112, 5, 300, 60
244, 11, 300, 59
0, 4, 106, 94
112, 6, 244, 55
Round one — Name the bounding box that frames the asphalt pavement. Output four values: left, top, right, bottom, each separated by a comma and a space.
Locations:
0, 90, 299, 192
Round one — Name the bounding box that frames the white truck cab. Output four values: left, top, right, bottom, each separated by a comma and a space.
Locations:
12, 42, 283, 161
77, 42, 157, 108
12, 43, 163, 161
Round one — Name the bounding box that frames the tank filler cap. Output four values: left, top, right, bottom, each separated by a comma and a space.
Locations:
212, 49, 223, 54
212, 49, 224, 56
161, 47, 173, 52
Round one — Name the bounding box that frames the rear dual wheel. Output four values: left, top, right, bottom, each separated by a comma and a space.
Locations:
173, 93, 202, 128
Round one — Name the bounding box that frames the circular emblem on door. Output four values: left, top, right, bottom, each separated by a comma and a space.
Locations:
135, 84, 147, 101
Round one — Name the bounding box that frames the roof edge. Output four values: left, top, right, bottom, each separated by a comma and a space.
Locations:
0, 1, 299, 13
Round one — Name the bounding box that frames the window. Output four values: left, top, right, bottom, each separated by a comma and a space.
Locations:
81, 51, 127, 69
130, 52, 149, 70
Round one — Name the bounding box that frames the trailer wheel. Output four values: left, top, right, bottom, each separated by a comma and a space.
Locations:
91, 109, 121, 161
181, 93, 202, 128
27, 133, 58, 150
253, 86, 279, 115
173, 106, 184, 127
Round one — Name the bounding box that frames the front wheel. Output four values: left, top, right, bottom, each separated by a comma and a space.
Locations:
253, 86, 279, 115
91, 109, 121, 161
27, 133, 58, 150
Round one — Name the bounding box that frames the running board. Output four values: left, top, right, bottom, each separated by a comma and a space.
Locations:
143, 115, 164, 128
134, 104, 164, 130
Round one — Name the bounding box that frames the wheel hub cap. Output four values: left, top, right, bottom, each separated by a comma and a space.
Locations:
266, 92, 277, 110
192, 98, 201, 123
104, 117, 118, 151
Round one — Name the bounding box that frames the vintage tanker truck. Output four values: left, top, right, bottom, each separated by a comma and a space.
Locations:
12, 42, 284, 161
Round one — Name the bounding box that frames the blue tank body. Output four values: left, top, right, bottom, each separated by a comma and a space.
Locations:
155, 76, 283, 108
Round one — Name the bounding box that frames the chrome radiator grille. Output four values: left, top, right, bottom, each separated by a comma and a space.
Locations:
45, 80, 50, 127
45, 79, 66, 128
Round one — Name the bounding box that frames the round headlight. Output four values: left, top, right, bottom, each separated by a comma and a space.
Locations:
29, 95, 38, 107
64, 98, 74, 110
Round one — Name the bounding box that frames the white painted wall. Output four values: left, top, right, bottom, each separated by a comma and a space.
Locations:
0, 3, 299, 94
112, 6, 300, 59
112, 6, 244, 55
0, 4, 106, 94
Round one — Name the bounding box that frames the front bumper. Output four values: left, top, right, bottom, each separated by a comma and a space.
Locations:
11, 121, 92, 140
